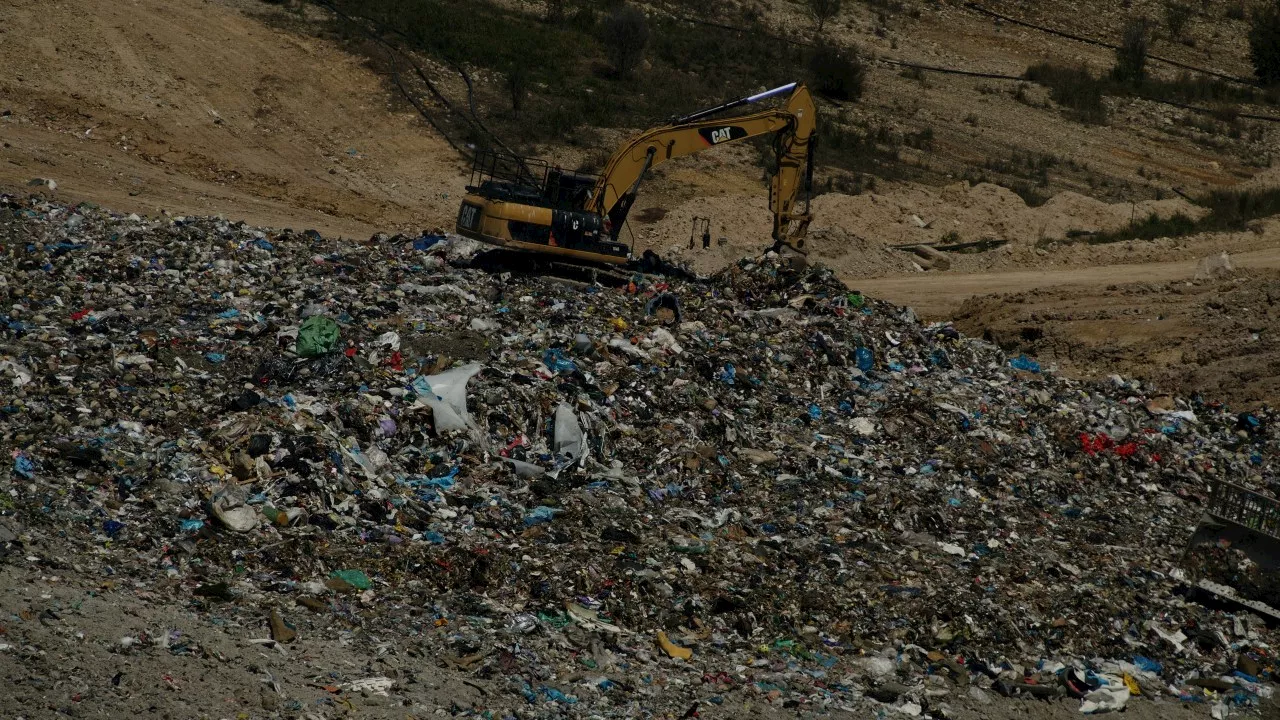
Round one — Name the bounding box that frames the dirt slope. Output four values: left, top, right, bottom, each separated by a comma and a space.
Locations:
952, 267, 1280, 407
0, 0, 463, 238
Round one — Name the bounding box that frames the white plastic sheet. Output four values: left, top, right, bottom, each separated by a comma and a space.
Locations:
414, 363, 483, 432
554, 403, 583, 460
1080, 678, 1130, 714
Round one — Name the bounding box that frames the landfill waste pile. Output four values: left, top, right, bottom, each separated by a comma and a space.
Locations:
2, 192, 1280, 719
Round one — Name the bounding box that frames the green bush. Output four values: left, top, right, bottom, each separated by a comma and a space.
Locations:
1113, 18, 1150, 85
1088, 186, 1280, 244
1163, 2, 1192, 38
807, 0, 842, 32
1250, 0, 1280, 86
601, 4, 650, 78
1202, 186, 1280, 226
808, 42, 866, 101
1026, 63, 1107, 124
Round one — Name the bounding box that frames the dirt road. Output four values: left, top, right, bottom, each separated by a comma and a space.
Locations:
855, 246, 1280, 319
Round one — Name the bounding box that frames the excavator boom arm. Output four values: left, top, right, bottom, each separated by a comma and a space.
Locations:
589, 82, 816, 251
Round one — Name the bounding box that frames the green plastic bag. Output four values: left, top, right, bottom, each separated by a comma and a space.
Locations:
329, 569, 371, 590
296, 316, 340, 358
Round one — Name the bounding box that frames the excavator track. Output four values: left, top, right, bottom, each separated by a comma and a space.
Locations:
465, 248, 701, 287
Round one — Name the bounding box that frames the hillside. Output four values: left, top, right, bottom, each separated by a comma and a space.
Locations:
0, 0, 464, 238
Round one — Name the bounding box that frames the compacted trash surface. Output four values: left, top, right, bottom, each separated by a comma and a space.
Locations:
1, 194, 1278, 718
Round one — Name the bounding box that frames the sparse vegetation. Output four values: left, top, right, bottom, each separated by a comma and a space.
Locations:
320, 0, 1265, 198
542, 0, 565, 23
507, 63, 528, 117
1027, 53, 1276, 127
1025, 63, 1108, 124
808, 42, 866, 101
983, 151, 1058, 185
1008, 181, 1051, 206
861, 0, 907, 14
1012, 82, 1040, 107
1142, 71, 1267, 104
819, 116, 932, 179
807, 0, 843, 32
1113, 18, 1150, 85
1088, 186, 1280, 243
901, 66, 927, 84
1090, 212, 1199, 243
820, 172, 878, 195
960, 167, 1051, 207
1251, 0, 1280, 86
601, 4, 650, 78
1163, 2, 1193, 39
323, 0, 812, 146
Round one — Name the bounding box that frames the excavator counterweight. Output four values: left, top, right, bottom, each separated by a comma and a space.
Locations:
455, 82, 817, 265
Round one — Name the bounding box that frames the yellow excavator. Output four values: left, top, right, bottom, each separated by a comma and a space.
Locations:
454, 82, 816, 266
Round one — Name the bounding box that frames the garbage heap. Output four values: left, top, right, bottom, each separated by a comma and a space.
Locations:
2, 194, 1278, 718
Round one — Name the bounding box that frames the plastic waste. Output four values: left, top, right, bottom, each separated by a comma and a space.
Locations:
543, 347, 577, 374
1132, 656, 1162, 674
855, 346, 874, 372
413, 363, 483, 432
12, 452, 35, 479
504, 458, 546, 478
553, 403, 583, 460
1010, 354, 1041, 373
524, 505, 562, 526
645, 292, 682, 322
210, 491, 259, 532
413, 233, 445, 251
329, 569, 372, 590
1080, 679, 1130, 713
296, 315, 340, 357
0, 359, 34, 386
344, 677, 394, 695
657, 630, 693, 660
6, 193, 1280, 717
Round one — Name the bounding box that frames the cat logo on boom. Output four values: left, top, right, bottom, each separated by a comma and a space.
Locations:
698, 125, 747, 146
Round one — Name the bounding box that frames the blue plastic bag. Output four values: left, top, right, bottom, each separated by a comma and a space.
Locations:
413, 234, 444, 251
13, 453, 35, 479
543, 348, 578, 374
719, 362, 736, 384
1010, 354, 1041, 373
1132, 655, 1162, 674
855, 347, 874, 372
524, 506, 563, 526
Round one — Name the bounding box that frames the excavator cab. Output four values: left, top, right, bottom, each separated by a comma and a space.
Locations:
457, 150, 630, 264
